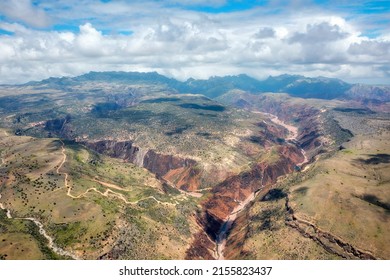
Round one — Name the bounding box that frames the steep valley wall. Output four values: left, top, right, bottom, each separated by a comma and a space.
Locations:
72, 101, 327, 260
83, 140, 201, 191
185, 144, 306, 259
186, 101, 329, 259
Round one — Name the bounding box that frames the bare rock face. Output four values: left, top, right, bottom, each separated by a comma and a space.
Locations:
83, 101, 325, 260
84, 140, 139, 162
185, 230, 216, 260
185, 143, 306, 259
143, 149, 194, 177
84, 140, 201, 190
205, 144, 303, 223
163, 165, 201, 191
185, 103, 327, 259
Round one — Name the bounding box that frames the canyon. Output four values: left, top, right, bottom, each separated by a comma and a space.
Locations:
1, 72, 389, 260
185, 109, 320, 260
75, 103, 325, 260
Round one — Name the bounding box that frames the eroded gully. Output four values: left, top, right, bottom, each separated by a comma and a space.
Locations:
215, 112, 307, 260
0, 139, 78, 259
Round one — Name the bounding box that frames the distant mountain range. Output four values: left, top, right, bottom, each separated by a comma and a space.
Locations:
28, 71, 390, 102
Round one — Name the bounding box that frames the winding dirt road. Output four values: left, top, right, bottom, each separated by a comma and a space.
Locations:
0, 137, 78, 259
57, 140, 179, 207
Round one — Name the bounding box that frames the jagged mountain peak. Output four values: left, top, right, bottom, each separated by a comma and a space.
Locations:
23, 71, 390, 101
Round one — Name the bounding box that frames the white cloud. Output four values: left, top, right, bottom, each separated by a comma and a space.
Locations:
166, 0, 227, 7
0, 0, 51, 28
0, 22, 29, 33
0, 1, 389, 84
75, 23, 108, 57
289, 22, 349, 44
349, 40, 390, 58
254, 27, 276, 39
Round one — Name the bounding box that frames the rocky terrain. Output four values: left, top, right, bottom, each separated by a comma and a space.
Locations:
0, 72, 389, 260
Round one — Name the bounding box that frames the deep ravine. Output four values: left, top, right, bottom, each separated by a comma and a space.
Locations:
215, 192, 257, 259
214, 112, 307, 259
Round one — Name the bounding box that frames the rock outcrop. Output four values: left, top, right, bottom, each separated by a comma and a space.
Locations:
186, 143, 305, 259
84, 140, 200, 191
186, 98, 328, 259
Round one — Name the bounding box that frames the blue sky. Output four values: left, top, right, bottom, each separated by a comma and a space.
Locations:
0, 0, 389, 84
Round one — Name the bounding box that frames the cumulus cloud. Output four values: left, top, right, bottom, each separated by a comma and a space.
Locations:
349, 40, 390, 58
75, 23, 111, 57
0, 22, 29, 33
0, 0, 51, 28
289, 22, 349, 44
254, 27, 276, 39
0, 1, 389, 84
166, 0, 227, 7
283, 22, 353, 64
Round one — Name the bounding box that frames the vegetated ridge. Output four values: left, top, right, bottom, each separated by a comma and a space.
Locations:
0, 71, 389, 260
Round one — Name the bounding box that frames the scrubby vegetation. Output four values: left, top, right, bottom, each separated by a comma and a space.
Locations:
1, 72, 389, 260
0, 129, 199, 259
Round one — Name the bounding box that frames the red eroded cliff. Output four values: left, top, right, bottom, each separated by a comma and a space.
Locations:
205, 144, 303, 223
84, 140, 201, 190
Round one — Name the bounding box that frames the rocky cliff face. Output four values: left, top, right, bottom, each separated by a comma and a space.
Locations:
185, 97, 329, 259
221, 93, 324, 156
84, 140, 201, 190
84, 140, 139, 162
186, 143, 305, 259
253, 98, 322, 151
79, 98, 325, 260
